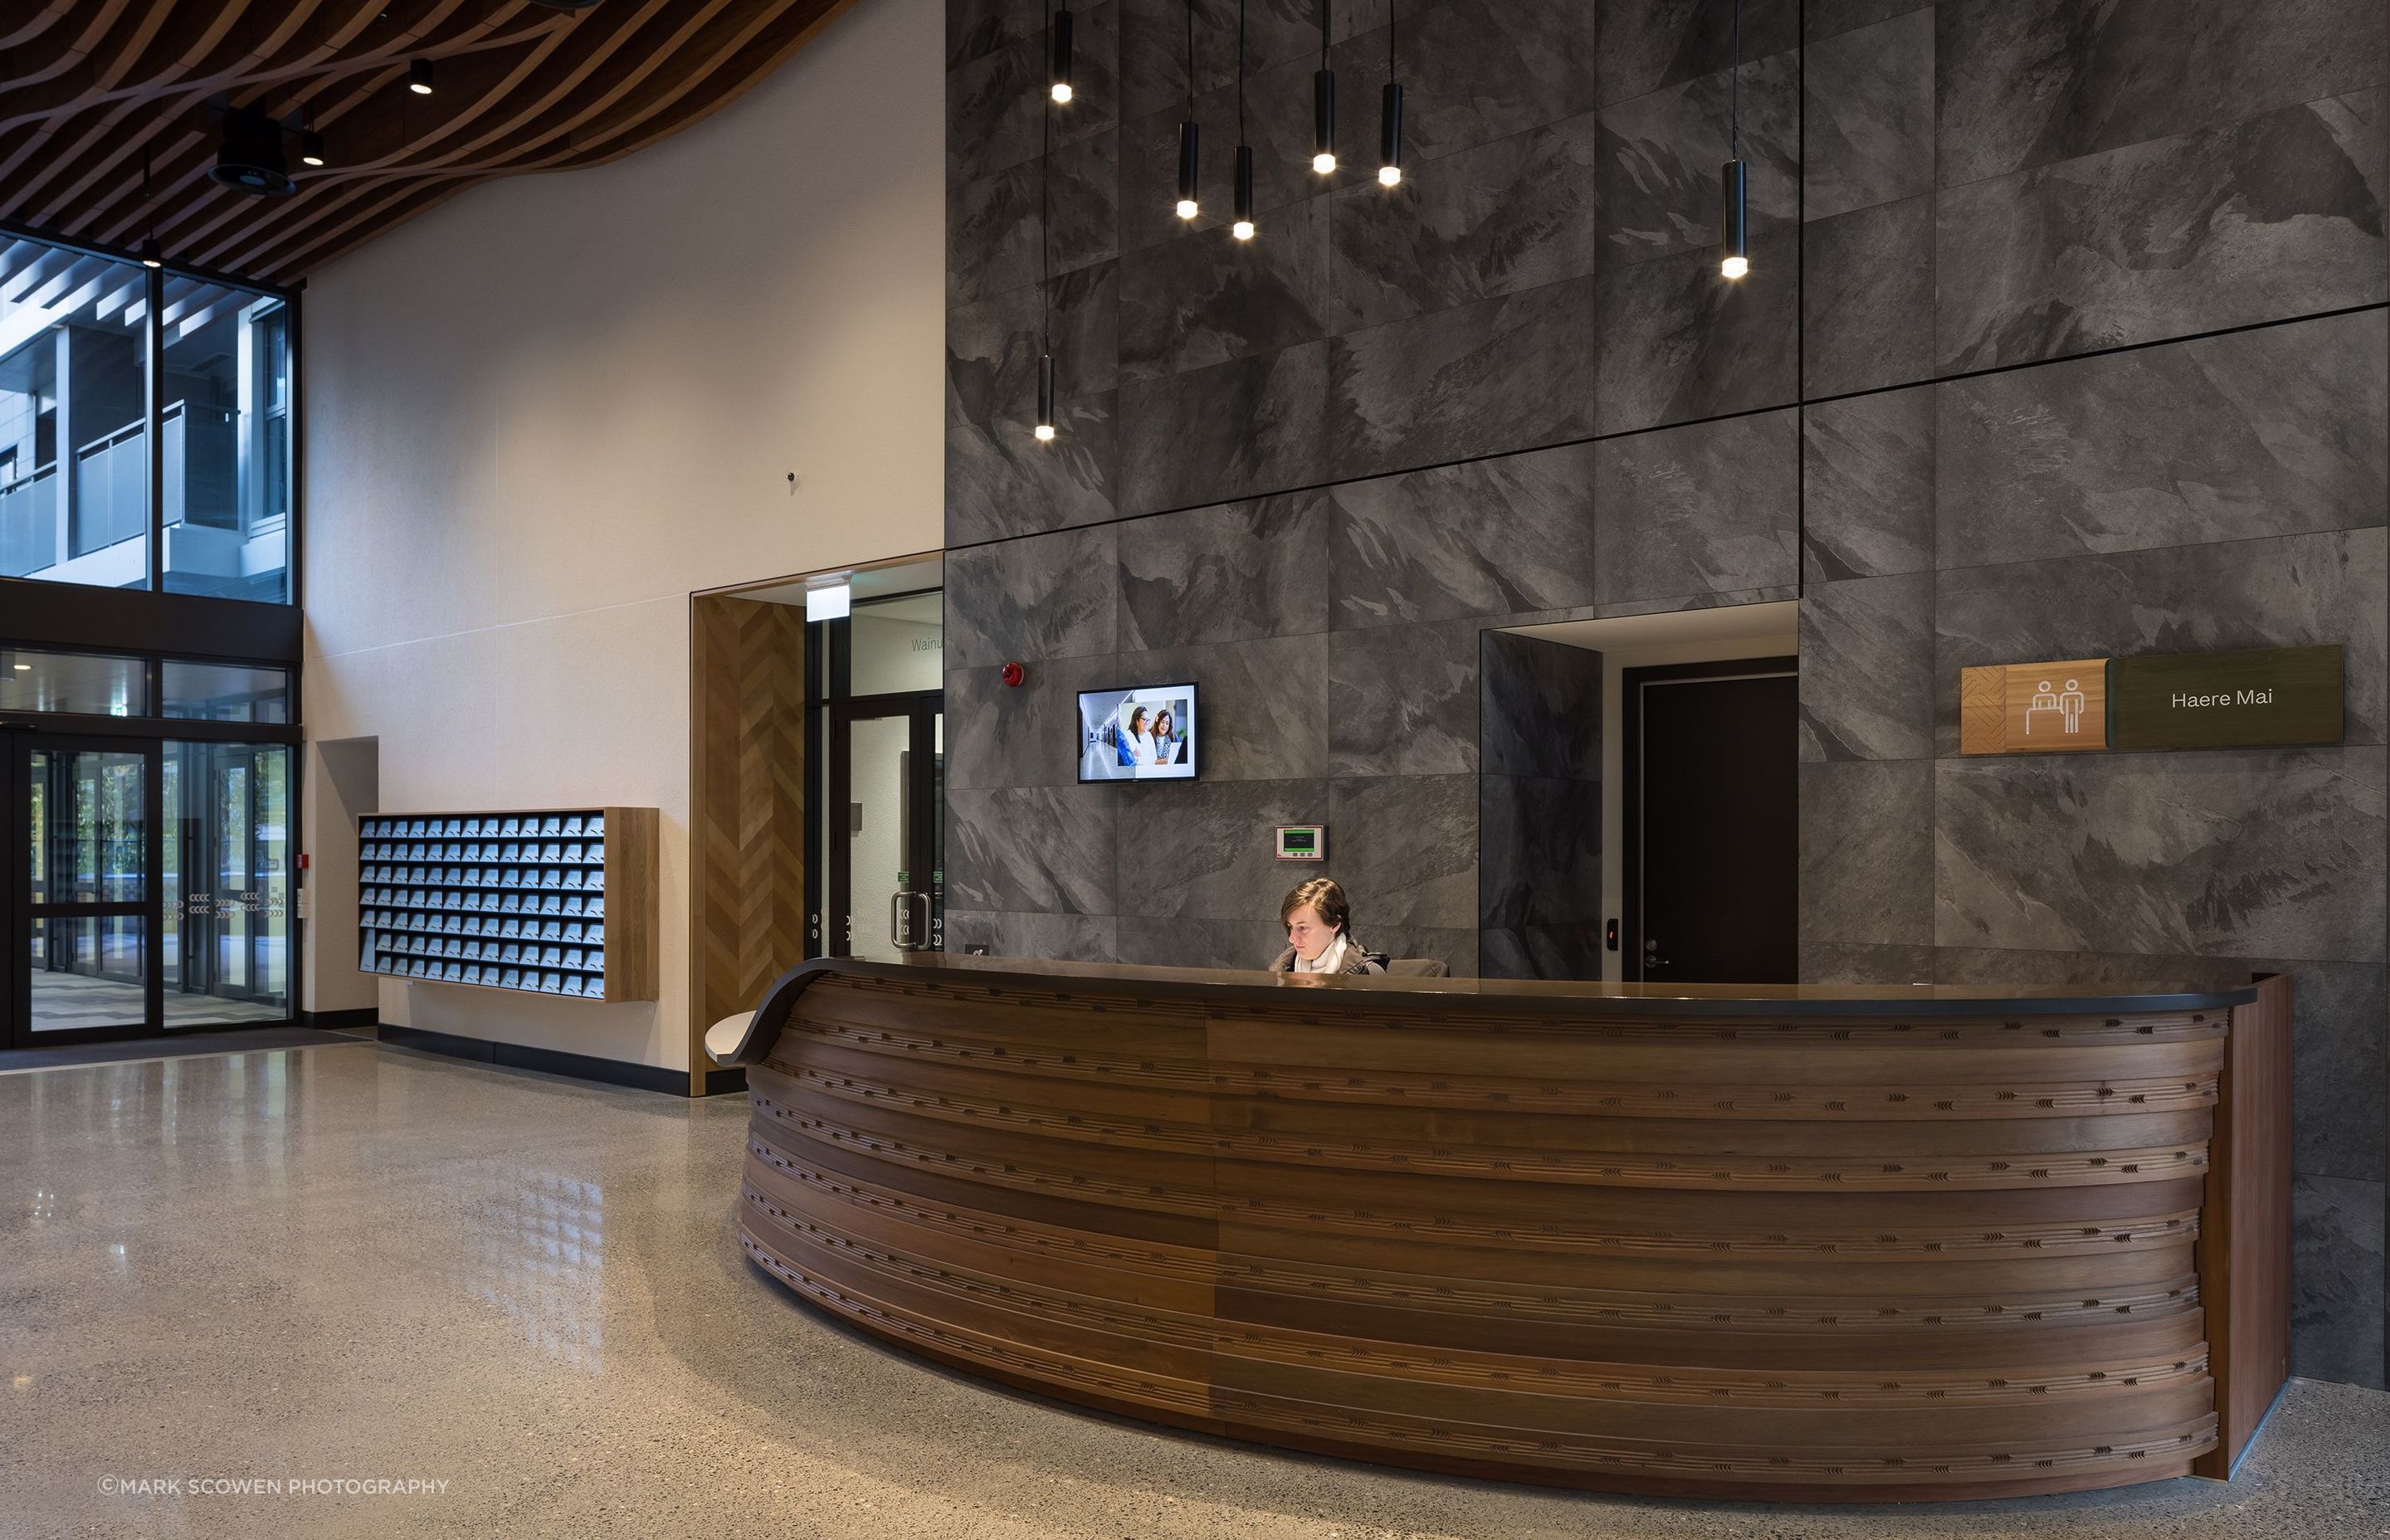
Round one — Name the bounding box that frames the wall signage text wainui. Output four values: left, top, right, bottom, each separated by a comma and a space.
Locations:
1960, 646, 2343, 756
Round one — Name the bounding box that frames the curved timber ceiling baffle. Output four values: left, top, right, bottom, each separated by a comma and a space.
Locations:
0, 0, 860, 286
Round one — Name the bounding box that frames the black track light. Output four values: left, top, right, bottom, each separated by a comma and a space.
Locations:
1312, 0, 1335, 173
1378, 14, 1402, 186
1051, 5, 1074, 102
138, 237, 162, 270
1719, 0, 1749, 279
300, 128, 327, 168
1036, 353, 1057, 441
409, 57, 435, 95
1176, 120, 1201, 219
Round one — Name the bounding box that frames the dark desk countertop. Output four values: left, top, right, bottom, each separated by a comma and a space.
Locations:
874, 951, 2261, 1017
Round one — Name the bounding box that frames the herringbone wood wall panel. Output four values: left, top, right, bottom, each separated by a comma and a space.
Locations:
690, 596, 807, 1086
730, 963, 2290, 1501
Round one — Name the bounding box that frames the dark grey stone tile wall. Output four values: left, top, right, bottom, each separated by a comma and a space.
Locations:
946, 0, 2390, 1386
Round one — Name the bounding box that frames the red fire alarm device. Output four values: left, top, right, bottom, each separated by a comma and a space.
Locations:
1001, 661, 1027, 687
297, 852, 310, 871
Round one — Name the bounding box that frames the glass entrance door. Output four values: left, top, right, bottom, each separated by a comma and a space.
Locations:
164, 740, 291, 1026
6, 734, 163, 1045
829, 702, 943, 961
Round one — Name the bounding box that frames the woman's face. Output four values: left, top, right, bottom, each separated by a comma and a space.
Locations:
1285, 904, 1337, 961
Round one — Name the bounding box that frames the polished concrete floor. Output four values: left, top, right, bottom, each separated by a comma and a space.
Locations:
3, 1040, 2383, 1539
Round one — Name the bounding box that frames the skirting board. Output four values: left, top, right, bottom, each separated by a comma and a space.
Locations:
378, 1023, 744, 1097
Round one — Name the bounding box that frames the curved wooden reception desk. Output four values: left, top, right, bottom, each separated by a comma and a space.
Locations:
712, 958, 2290, 1503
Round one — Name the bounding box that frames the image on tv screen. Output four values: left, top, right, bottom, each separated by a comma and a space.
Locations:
1078, 683, 1198, 782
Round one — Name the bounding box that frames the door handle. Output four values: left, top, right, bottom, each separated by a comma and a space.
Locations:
890, 890, 931, 951
1644, 937, 1668, 970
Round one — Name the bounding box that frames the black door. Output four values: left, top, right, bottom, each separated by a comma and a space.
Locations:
826, 697, 943, 961
1622, 660, 1798, 984
4, 732, 164, 1047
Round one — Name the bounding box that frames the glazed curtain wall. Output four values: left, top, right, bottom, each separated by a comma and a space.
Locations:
939, 0, 2390, 1386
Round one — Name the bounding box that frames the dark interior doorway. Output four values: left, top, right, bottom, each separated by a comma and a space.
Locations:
1621, 658, 1799, 985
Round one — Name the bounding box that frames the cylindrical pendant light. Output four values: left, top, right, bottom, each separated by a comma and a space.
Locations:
1036, 14, 1061, 442
1719, 0, 1749, 279
1051, 5, 1075, 102
1175, 1, 1200, 218
1719, 159, 1749, 279
408, 57, 435, 95
1232, 0, 1255, 238
1377, 16, 1402, 186
1311, 0, 1335, 174
1036, 353, 1056, 440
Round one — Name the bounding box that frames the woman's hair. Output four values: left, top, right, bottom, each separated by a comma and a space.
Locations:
1124, 705, 1148, 736
1151, 709, 1173, 740
1279, 876, 1351, 935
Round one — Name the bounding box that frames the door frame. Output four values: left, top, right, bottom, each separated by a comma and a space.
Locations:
1617, 655, 1798, 984
4, 729, 166, 1048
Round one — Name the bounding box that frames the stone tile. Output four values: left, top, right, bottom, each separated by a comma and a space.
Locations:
949, 129, 1121, 309
1593, 409, 1798, 605
947, 786, 1120, 913
1116, 914, 1289, 970
1597, 0, 1799, 103
1327, 616, 1480, 776
1934, 746, 2388, 960
945, 654, 1119, 791
943, 909, 1121, 962
1935, 93, 2388, 372
1117, 0, 1356, 124
1802, 7, 1932, 220
1114, 632, 1332, 781
1329, 772, 1478, 929
1119, 491, 1334, 649
1802, 387, 1934, 582
945, 392, 1119, 545
1118, 194, 1333, 382
1797, 572, 1934, 762
1480, 629, 1602, 782
1802, 192, 1934, 397
1597, 51, 1801, 269
1330, 442, 1598, 630
1479, 774, 1601, 926
1593, 584, 1798, 618
1936, 0, 2387, 187
1593, 227, 1797, 435
1938, 311, 2390, 568
949, 0, 1120, 184
1111, 778, 1330, 919
1806, 1, 1929, 43
1797, 940, 1936, 984
1798, 759, 1934, 948
1326, 275, 1598, 480
945, 524, 1121, 669
1480, 922, 1606, 980
1933, 528, 2390, 749
1329, 113, 1601, 333
2291, 1173, 2387, 1389
1115, 341, 1329, 514
945, 260, 1119, 429
1339, 0, 1602, 167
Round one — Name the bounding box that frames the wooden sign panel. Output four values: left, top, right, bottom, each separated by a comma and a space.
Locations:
2111, 645, 2343, 750
1958, 659, 2110, 754
1960, 646, 2344, 755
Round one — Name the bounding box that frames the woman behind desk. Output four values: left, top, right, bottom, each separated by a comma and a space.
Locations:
1269, 877, 1384, 975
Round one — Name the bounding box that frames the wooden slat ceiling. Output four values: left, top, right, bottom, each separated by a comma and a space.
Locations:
0, 0, 858, 288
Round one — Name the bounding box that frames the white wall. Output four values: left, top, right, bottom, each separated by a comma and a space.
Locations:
300, 0, 945, 1071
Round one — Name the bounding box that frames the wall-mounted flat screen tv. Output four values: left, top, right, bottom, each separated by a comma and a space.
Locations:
1078, 683, 1198, 782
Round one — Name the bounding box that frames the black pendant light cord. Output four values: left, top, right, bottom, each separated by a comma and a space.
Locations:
1729, 0, 1742, 160
1321, 0, 1329, 67
1187, 0, 1196, 116
1237, 0, 1246, 141
1041, 0, 1053, 358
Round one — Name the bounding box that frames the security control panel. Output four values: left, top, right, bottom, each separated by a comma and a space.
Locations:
1274, 824, 1326, 861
